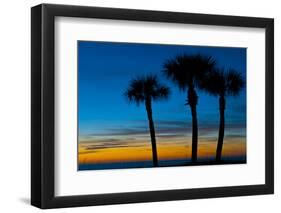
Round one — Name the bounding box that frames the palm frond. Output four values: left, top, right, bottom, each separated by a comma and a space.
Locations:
163, 57, 189, 90
124, 78, 145, 105
201, 67, 245, 97
124, 74, 170, 105
200, 68, 226, 96
163, 53, 216, 90
152, 85, 170, 100
225, 69, 245, 96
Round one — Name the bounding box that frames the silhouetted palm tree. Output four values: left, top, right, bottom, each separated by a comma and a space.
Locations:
125, 75, 170, 167
163, 54, 216, 163
201, 68, 245, 162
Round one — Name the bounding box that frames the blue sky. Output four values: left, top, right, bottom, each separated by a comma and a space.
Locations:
78, 41, 246, 142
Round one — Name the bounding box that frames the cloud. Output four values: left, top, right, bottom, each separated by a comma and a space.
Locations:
85, 144, 132, 150
80, 119, 246, 142
156, 133, 187, 138
156, 120, 190, 127
225, 134, 246, 138
81, 138, 121, 143
81, 140, 144, 150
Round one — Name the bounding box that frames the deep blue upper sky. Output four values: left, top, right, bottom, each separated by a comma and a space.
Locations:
78, 41, 246, 138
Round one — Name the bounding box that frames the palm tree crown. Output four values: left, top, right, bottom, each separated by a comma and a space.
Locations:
201, 68, 245, 97
125, 75, 170, 105
163, 54, 216, 91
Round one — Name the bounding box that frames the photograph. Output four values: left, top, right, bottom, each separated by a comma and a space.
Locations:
30, 3, 274, 209
78, 41, 246, 171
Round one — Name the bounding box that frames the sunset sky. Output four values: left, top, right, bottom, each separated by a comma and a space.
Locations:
78, 41, 246, 170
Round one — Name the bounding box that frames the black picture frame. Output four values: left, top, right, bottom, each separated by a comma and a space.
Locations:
31, 3, 274, 209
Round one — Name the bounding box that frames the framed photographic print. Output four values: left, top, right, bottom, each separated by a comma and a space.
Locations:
31, 3, 274, 209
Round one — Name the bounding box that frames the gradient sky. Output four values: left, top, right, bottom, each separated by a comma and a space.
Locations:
78, 41, 246, 168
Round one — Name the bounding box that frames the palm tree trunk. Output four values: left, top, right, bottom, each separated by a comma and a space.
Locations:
145, 100, 158, 167
187, 87, 198, 163
190, 105, 198, 163
216, 96, 225, 162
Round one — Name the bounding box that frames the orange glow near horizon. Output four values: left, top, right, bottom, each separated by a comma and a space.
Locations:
78, 137, 246, 165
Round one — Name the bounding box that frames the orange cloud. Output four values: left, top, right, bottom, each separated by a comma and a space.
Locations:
79, 137, 246, 164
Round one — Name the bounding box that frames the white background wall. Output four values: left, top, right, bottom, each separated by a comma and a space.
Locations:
0, 0, 279, 212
